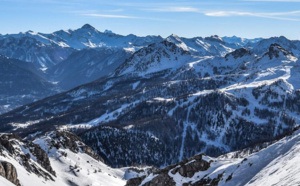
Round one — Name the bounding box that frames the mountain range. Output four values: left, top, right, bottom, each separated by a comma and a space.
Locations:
0, 24, 300, 185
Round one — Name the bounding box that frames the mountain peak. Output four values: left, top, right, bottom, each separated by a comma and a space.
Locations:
205, 35, 224, 43
267, 43, 293, 59
81, 24, 96, 30
166, 34, 189, 51
225, 47, 251, 59
166, 34, 181, 41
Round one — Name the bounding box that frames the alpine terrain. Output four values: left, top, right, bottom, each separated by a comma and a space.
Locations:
0, 24, 300, 186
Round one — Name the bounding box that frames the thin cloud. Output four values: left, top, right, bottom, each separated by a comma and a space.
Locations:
146, 6, 300, 21
204, 10, 300, 21
82, 13, 175, 22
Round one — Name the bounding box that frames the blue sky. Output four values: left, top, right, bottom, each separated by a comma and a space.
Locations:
0, 0, 300, 39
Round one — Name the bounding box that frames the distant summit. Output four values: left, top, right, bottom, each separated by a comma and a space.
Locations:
81, 24, 96, 30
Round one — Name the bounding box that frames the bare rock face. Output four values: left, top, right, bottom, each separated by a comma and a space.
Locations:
267, 43, 293, 59
29, 142, 56, 176
225, 48, 251, 59
144, 174, 176, 186
126, 154, 211, 186
0, 161, 20, 186
126, 176, 146, 186
171, 154, 210, 178
0, 134, 56, 181
0, 161, 6, 177
0, 134, 20, 154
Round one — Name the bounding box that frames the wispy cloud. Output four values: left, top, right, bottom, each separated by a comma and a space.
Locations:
82, 13, 175, 22
146, 6, 300, 21
205, 10, 300, 21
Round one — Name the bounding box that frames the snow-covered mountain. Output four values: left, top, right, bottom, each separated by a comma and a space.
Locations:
2, 25, 300, 185
1, 24, 163, 51
0, 131, 146, 186
40, 24, 164, 50
1, 42, 299, 169
166, 34, 240, 57
114, 40, 194, 76
246, 36, 300, 57
126, 127, 300, 186
0, 36, 74, 69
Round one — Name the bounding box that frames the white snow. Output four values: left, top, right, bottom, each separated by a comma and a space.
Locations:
141, 129, 300, 186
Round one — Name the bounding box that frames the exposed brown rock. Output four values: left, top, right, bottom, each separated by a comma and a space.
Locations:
0, 161, 20, 186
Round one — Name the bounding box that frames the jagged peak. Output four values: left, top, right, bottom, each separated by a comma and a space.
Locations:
225, 47, 252, 59
79, 24, 99, 33
166, 34, 181, 42
266, 43, 294, 59
165, 34, 189, 51
81, 24, 95, 29
273, 35, 289, 41
143, 40, 189, 55
205, 35, 224, 43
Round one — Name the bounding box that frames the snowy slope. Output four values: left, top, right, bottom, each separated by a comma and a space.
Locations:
33, 131, 126, 186
0, 131, 132, 186
114, 40, 196, 76
129, 128, 300, 186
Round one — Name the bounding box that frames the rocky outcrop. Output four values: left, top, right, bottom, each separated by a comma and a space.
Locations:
0, 134, 21, 154
225, 48, 251, 59
48, 131, 104, 162
171, 154, 210, 178
0, 133, 56, 182
0, 161, 20, 186
126, 154, 212, 186
267, 43, 293, 59
126, 176, 146, 186
29, 142, 56, 176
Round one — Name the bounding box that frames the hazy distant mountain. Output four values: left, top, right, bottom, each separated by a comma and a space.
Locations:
47, 47, 133, 90
0, 55, 58, 113
0, 36, 74, 69
222, 35, 262, 46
